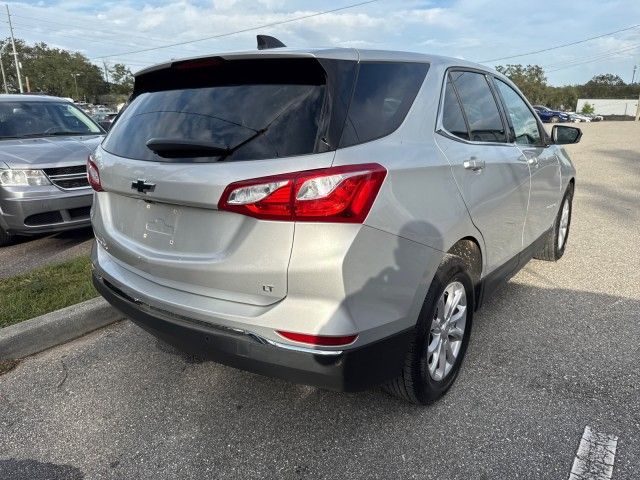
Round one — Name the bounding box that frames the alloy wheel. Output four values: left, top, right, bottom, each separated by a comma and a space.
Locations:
426, 281, 467, 381
558, 198, 570, 250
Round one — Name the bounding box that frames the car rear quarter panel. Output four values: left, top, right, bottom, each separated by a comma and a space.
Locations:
324, 60, 485, 338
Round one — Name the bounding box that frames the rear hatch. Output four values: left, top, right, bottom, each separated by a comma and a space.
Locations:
93, 53, 358, 306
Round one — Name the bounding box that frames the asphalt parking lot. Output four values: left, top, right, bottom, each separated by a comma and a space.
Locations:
1, 121, 639, 479
0, 227, 93, 279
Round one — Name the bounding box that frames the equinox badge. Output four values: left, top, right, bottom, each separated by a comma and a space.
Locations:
131, 179, 156, 193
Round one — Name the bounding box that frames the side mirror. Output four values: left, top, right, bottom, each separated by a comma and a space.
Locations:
552, 125, 582, 145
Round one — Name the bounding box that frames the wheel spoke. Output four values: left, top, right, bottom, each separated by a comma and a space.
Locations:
427, 335, 440, 355
448, 326, 464, 341
450, 304, 467, 324
445, 340, 456, 363
437, 340, 447, 375
444, 288, 462, 320
428, 339, 440, 376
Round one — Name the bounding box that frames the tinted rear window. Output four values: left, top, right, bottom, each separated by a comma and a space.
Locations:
339, 62, 429, 147
103, 59, 330, 162
103, 58, 428, 162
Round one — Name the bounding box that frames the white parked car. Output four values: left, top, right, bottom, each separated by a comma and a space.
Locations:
567, 112, 591, 123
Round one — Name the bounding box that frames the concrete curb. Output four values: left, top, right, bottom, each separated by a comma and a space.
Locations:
0, 297, 122, 361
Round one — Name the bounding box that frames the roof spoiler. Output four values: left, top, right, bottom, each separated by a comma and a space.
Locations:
257, 35, 286, 50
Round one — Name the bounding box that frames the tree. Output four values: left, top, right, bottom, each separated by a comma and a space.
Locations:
581, 73, 629, 98
108, 63, 134, 95
495, 64, 548, 104
1, 37, 106, 100
581, 102, 594, 114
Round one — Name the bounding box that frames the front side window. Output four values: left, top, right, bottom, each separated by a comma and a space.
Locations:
0, 102, 102, 139
494, 79, 542, 146
449, 71, 507, 143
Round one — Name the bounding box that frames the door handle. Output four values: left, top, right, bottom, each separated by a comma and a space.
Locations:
463, 158, 485, 171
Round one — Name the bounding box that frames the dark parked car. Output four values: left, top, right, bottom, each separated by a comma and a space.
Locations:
533, 105, 570, 123
0, 94, 104, 245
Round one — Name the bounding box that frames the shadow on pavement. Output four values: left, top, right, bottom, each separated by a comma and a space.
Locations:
0, 459, 84, 480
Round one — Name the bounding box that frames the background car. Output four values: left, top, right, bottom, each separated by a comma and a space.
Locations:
584, 113, 603, 121
0, 94, 104, 246
566, 112, 591, 123
92, 111, 118, 131
533, 105, 571, 123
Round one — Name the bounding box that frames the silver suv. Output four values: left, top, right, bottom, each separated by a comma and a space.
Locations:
0, 95, 103, 245
90, 47, 578, 404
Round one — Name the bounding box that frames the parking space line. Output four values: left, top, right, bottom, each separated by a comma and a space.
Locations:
568, 426, 618, 480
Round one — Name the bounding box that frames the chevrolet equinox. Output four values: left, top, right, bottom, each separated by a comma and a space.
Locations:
90, 45, 578, 404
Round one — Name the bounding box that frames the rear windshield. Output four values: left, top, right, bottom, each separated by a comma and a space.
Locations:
0, 101, 102, 139
103, 58, 428, 162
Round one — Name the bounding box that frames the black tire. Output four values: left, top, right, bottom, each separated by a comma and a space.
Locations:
550, 115, 560, 123
534, 184, 573, 261
0, 228, 13, 247
384, 254, 474, 405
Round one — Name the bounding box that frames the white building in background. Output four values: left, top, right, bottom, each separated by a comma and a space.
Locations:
576, 98, 639, 116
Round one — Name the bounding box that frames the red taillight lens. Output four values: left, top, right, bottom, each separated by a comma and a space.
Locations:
87, 156, 103, 192
218, 164, 386, 223
276, 331, 358, 347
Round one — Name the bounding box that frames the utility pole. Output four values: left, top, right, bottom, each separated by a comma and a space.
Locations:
0, 43, 8, 94
6, 4, 23, 93
632, 65, 637, 84
102, 60, 110, 83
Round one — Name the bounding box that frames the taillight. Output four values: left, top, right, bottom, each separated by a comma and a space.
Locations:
218, 164, 386, 223
87, 155, 103, 192
276, 330, 358, 347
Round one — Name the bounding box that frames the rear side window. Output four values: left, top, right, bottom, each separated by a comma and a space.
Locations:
339, 62, 429, 147
448, 71, 507, 143
493, 79, 542, 146
441, 77, 469, 140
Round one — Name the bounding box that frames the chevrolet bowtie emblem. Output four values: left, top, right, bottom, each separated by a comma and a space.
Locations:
131, 179, 156, 193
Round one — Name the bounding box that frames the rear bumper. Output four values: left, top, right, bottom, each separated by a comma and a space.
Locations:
93, 271, 413, 392
0, 187, 93, 235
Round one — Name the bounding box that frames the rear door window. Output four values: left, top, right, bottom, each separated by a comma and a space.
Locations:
339, 62, 429, 147
448, 71, 507, 143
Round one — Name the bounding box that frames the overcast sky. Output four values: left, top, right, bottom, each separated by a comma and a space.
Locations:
4, 0, 640, 85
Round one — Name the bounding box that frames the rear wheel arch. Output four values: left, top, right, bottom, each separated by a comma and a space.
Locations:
447, 237, 482, 285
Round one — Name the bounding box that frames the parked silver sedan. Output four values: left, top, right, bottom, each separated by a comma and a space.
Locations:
0, 95, 104, 245
90, 47, 579, 404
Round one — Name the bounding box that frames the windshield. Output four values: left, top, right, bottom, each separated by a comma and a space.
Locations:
0, 101, 102, 139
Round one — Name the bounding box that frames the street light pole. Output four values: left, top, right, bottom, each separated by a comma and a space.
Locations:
71, 73, 80, 100
5, 4, 23, 93
0, 43, 8, 94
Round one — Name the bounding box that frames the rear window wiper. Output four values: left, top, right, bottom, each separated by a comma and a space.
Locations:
146, 127, 268, 161
146, 138, 230, 158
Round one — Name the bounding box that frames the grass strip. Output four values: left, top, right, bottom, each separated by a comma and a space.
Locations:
0, 255, 97, 329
